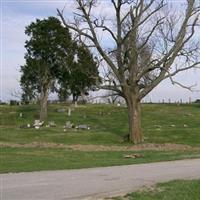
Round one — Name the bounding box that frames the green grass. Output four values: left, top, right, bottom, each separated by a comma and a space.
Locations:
0, 103, 200, 173
1, 147, 200, 173
1, 103, 200, 146
113, 180, 200, 200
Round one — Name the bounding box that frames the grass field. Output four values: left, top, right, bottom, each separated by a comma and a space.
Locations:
113, 180, 200, 200
0, 103, 200, 173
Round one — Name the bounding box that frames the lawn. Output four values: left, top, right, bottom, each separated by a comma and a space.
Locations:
0, 103, 200, 173
2, 147, 200, 173
113, 179, 200, 200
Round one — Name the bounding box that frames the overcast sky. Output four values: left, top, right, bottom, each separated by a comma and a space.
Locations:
1, 0, 200, 103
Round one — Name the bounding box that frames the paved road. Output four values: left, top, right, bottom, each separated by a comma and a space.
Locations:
1, 159, 200, 200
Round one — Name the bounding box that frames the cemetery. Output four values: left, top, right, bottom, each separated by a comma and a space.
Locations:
1, 0, 200, 199
1, 102, 200, 174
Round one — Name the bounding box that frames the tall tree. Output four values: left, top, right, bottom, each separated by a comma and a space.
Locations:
20, 59, 39, 104
58, 44, 99, 103
58, 0, 200, 143
20, 17, 74, 121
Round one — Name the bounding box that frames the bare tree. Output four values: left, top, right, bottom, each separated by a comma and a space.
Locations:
58, 0, 200, 143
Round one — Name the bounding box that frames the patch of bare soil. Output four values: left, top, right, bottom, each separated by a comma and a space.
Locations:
0, 142, 200, 152
0, 142, 71, 149
68, 143, 200, 151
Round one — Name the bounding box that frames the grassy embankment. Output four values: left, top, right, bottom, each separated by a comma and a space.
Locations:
0, 103, 200, 173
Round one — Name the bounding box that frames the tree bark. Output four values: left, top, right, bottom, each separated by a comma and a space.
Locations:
72, 94, 79, 103
126, 91, 144, 144
39, 87, 48, 121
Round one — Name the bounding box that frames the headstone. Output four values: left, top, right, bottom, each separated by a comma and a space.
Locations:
74, 101, 78, 107
68, 107, 71, 116
9, 111, 17, 114
154, 125, 162, 128
48, 121, 56, 127
57, 108, 66, 113
65, 121, 73, 129
33, 120, 44, 127
76, 124, 90, 130
34, 120, 40, 126
19, 113, 23, 118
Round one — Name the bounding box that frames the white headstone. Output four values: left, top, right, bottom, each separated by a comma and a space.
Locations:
68, 108, 71, 116
74, 101, 78, 107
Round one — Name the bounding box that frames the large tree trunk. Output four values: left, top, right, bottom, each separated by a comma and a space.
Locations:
39, 87, 48, 121
126, 91, 144, 144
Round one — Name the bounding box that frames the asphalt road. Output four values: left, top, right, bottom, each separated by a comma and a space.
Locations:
1, 159, 200, 200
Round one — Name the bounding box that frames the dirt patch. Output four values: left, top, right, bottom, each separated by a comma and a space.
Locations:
68, 143, 200, 152
0, 142, 72, 149
0, 142, 200, 152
